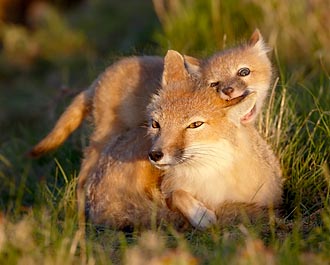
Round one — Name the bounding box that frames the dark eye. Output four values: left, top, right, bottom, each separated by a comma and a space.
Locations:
237, 67, 250, 77
187, 121, 204, 129
210, 81, 220, 87
151, 120, 160, 129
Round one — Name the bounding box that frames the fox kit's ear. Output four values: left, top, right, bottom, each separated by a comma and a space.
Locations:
183, 55, 201, 78
227, 92, 257, 126
162, 50, 189, 86
248, 28, 270, 54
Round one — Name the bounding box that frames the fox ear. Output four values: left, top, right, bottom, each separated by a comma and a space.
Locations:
162, 50, 189, 86
183, 55, 201, 78
248, 28, 270, 54
227, 92, 257, 126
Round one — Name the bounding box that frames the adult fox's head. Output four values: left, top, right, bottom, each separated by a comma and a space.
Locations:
147, 50, 257, 170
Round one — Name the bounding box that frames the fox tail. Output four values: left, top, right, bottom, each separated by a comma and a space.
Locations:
29, 88, 94, 157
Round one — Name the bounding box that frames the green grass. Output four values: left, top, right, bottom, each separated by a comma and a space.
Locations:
0, 0, 329, 264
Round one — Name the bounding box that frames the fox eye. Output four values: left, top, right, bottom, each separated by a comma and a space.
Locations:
151, 120, 160, 129
237, 67, 250, 77
187, 121, 204, 129
210, 81, 220, 87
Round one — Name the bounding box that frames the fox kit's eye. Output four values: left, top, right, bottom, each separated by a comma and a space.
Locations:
237, 67, 250, 77
151, 120, 160, 129
187, 121, 204, 129
210, 81, 220, 87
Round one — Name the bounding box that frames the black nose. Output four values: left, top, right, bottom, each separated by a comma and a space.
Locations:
222, 87, 234, 96
149, 150, 164, 162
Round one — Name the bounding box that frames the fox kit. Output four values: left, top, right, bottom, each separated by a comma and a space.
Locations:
86, 50, 282, 230
200, 30, 272, 123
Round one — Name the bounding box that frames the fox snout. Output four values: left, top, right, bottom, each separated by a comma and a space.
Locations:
148, 150, 164, 162
148, 149, 169, 170
211, 78, 249, 101
148, 146, 183, 169
218, 86, 249, 100
221, 86, 234, 97
147, 125, 186, 169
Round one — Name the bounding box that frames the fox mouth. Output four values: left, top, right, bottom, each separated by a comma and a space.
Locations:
151, 163, 171, 170
150, 158, 187, 170
241, 104, 256, 123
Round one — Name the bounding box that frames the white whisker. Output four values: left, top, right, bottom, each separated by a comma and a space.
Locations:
170, 142, 234, 172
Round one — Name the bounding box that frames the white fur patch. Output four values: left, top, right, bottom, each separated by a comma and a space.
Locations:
163, 140, 236, 210
187, 200, 217, 230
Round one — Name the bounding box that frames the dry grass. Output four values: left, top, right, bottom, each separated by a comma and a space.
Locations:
153, 0, 330, 70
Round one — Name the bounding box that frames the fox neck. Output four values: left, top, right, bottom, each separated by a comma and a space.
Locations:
161, 138, 236, 208
160, 125, 264, 210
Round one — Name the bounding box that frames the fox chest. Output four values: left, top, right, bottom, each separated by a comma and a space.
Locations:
162, 165, 238, 211
185, 169, 236, 210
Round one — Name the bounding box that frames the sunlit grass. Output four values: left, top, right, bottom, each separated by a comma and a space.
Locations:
0, 63, 328, 264
153, 0, 330, 68
0, 0, 329, 263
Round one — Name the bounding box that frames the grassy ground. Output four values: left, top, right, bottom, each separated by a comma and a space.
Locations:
0, 0, 329, 264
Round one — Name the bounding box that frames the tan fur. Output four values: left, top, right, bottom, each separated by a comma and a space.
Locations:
29, 56, 164, 157
29, 88, 94, 156
85, 127, 188, 230
85, 50, 282, 230
29, 30, 276, 230
201, 29, 272, 122
147, 50, 282, 229
30, 31, 272, 205
78, 56, 164, 201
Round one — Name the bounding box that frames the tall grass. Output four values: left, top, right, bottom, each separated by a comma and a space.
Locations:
0, 0, 329, 263
153, 0, 330, 70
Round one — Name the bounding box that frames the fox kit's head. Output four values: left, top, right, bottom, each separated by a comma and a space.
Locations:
147, 50, 257, 170
194, 29, 272, 123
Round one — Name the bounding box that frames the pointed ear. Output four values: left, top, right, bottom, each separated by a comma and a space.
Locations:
227, 92, 257, 126
183, 55, 201, 77
162, 50, 189, 86
248, 28, 270, 54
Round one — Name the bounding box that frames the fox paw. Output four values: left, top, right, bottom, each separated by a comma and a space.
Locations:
189, 202, 217, 230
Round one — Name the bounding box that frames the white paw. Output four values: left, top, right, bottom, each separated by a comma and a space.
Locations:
189, 202, 217, 230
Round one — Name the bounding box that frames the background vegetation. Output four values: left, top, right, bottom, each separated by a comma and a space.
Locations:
0, 0, 329, 263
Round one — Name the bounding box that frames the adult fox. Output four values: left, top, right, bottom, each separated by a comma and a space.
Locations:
85, 50, 282, 229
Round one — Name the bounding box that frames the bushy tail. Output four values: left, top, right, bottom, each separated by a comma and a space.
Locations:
29, 88, 94, 157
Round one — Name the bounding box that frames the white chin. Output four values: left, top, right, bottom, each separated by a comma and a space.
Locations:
152, 163, 171, 170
